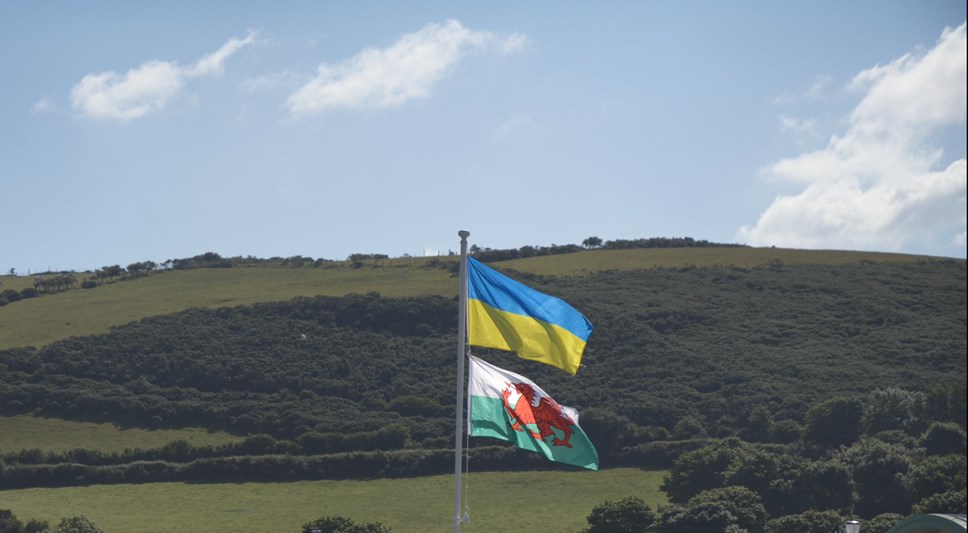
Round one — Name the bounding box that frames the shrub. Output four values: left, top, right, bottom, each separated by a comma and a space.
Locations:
911, 489, 967, 514
19, 287, 39, 298
652, 502, 741, 533
1, 509, 24, 533
804, 397, 863, 448
50, 515, 104, 533
583, 496, 655, 533
301, 515, 390, 533
688, 486, 768, 532
920, 422, 967, 456
764, 509, 844, 533
769, 419, 803, 443
0, 289, 21, 303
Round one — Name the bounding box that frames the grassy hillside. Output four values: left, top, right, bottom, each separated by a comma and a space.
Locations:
498, 247, 936, 275
2, 258, 963, 444
0, 261, 455, 350
0, 468, 668, 533
0, 247, 942, 350
0, 416, 241, 454
0, 246, 963, 529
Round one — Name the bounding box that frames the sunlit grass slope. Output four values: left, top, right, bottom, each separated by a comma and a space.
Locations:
0, 468, 667, 533
0, 247, 944, 350
0, 416, 242, 454
0, 262, 456, 350
498, 247, 941, 275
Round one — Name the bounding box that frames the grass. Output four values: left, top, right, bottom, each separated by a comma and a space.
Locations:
0, 247, 944, 350
0, 416, 243, 454
0, 468, 668, 533
0, 264, 456, 350
498, 246, 943, 276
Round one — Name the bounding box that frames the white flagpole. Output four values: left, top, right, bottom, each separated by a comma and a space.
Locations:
453, 230, 470, 533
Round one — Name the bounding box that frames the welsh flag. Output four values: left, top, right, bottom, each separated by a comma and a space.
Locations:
467, 355, 599, 471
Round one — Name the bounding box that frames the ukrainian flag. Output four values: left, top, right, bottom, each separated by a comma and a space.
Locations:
467, 257, 594, 375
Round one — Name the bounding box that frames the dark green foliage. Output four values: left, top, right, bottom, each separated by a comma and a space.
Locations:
836, 439, 912, 517
579, 408, 635, 457
768, 419, 802, 444
786, 460, 854, 515
0, 513, 44, 533
31, 274, 77, 293
660, 438, 742, 503
171, 252, 232, 269
926, 378, 967, 427
687, 486, 768, 532
50, 516, 104, 533
920, 422, 967, 456
659, 437, 791, 511
863, 387, 927, 435
861, 514, 904, 533
0, 510, 24, 533
23, 520, 47, 533
763, 509, 844, 533
901, 454, 967, 505
19, 287, 39, 299
583, 496, 655, 533
742, 405, 773, 443
301, 515, 391, 533
472, 236, 741, 262
911, 488, 967, 514
387, 395, 447, 417
804, 397, 863, 448
0, 290, 21, 303
652, 501, 745, 533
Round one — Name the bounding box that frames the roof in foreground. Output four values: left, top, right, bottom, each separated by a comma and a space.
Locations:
887, 514, 967, 533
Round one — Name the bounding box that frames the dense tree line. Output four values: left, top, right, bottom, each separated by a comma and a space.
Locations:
0, 445, 567, 489
469, 236, 742, 263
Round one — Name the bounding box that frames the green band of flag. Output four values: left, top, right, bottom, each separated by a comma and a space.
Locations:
468, 355, 599, 471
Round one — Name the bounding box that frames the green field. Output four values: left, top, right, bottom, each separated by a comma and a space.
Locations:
0, 263, 456, 350
0, 247, 941, 350
0, 416, 242, 454
0, 468, 668, 533
498, 246, 940, 275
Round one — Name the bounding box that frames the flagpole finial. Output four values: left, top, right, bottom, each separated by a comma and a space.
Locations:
459, 230, 470, 240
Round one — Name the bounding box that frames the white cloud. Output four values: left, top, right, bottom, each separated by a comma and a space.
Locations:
32, 97, 55, 113
739, 23, 967, 255
241, 71, 301, 93
806, 75, 832, 99
287, 20, 525, 116
778, 114, 817, 136
188, 31, 256, 77
494, 114, 532, 139
772, 74, 833, 105
71, 31, 255, 121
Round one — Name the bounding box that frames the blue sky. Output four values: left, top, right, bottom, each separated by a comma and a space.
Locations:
2, 2, 965, 273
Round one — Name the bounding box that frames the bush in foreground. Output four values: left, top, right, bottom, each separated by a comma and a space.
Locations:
301, 515, 391, 533
583, 496, 656, 533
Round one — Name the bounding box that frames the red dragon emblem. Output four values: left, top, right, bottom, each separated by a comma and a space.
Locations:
501, 381, 575, 447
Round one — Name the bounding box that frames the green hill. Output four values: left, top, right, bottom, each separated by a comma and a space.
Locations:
1, 246, 964, 528
0, 247, 940, 350
1, 248, 962, 440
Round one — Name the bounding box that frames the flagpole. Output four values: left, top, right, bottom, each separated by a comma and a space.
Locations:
453, 230, 470, 533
